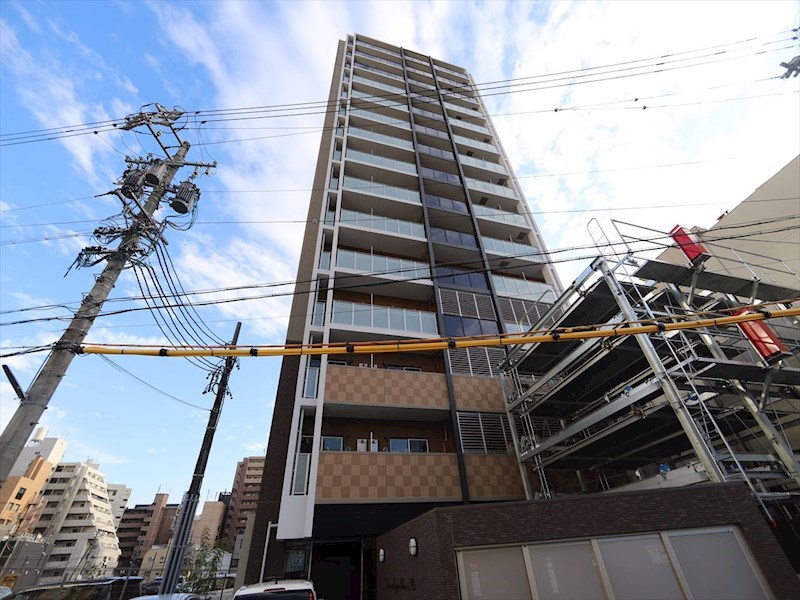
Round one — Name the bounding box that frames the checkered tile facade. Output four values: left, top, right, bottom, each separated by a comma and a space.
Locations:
452, 375, 505, 411
465, 454, 525, 500
324, 365, 450, 409
315, 451, 462, 503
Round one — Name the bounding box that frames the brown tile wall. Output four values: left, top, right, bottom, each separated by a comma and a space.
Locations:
465, 454, 525, 500
316, 452, 462, 503
376, 483, 800, 600
324, 365, 449, 410
322, 417, 454, 454
452, 375, 505, 411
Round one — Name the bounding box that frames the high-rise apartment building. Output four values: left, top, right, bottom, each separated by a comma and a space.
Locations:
222, 457, 264, 556
247, 34, 561, 597
32, 460, 122, 584
116, 493, 178, 574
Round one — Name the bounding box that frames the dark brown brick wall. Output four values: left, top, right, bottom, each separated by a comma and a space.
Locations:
376, 483, 799, 600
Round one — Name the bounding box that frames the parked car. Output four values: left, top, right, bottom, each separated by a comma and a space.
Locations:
234, 580, 316, 600
141, 579, 163, 595
0, 587, 13, 600
131, 594, 200, 600
7, 577, 143, 600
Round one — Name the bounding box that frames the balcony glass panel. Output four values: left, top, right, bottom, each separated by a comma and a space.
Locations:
406, 65, 433, 79
336, 249, 431, 280
329, 176, 339, 190
340, 209, 425, 238
430, 226, 478, 249
354, 51, 401, 70
351, 89, 408, 111
350, 107, 410, 130
332, 149, 342, 161
451, 119, 492, 136
325, 210, 335, 226
436, 63, 468, 79
459, 154, 506, 175
425, 194, 468, 214
443, 101, 483, 119
357, 40, 401, 58
413, 106, 444, 121
345, 149, 417, 175
352, 74, 406, 96
472, 204, 527, 226
409, 78, 436, 91
353, 62, 404, 82
482, 236, 539, 259
466, 177, 518, 200
404, 54, 429, 67
492, 275, 555, 300
443, 89, 479, 105
437, 73, 470, 89
319, 250, 332, 270
452, 134, 498, 153
420, 166, 460, 186
343, 175, 420, 203
332, 300, 438, 334
414, 124, 450, 141
418, 144, 455, 161
348, 126, 414, 150
312, 302, 326, 326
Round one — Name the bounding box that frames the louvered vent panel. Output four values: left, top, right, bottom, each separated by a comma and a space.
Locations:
439, 288, 461, 315
459, 292, 479, 318
467, 347, 494, 376
457, 412, 486, 454
486, 347, 506, 376
481, 413, 510, 454
474, 293, 496, 320
448, 348, 473, 375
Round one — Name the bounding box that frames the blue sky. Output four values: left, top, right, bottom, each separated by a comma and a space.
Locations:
1, 1, 798, 507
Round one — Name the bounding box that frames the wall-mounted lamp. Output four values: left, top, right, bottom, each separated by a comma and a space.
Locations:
409, 537, 418, 557
378, 548, 385, 563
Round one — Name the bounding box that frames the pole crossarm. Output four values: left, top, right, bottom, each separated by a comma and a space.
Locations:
77, 305, 800, 358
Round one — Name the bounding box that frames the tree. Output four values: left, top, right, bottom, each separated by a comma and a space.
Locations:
184, 529, 222, 596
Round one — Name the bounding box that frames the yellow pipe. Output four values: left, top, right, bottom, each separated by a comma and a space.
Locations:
78, 306, 800, 357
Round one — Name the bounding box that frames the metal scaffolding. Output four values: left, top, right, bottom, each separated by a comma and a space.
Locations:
500, 247, 800, 520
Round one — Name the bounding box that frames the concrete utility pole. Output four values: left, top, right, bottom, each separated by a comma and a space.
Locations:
0, 105, 214, 482
159, 322, 242, 595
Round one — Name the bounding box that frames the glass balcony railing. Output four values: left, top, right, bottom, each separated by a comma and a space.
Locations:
354, 50, 402, 71
442, 89, 479, 106
409, 92, 439, 107
352, 74, 406, 96
404, 54, 429, 68
420, 166, 460, 186
482, 236, 539, 259
492, 275, 555, 301
357, 40, 402, 59
346, 149, 417, 175
472, 204, 527, 226
409, 78, 436, 91
354, 61, 405, 83
337, 249, 431, 280
443, 101, 483, 119
418, 143, 454, 161
340, 208, 425, 238
319, 251, 332, 270
459, 154, 506, 175
452, 134, 498, 154
415, 124, 450, 141
329, 176, 339, 190
425, 193, 468, 214
450, 118, 492, 136
430, 226, 478, 249
466, 177, 518, 200
351, 89, 408, 111
406, 65, 434, 79
348, 126, 414, 150
325, 210, 335, 226
412, 106, 444, 122
350, 107, 410, 130
312, 301, 326, 326
343, 175, 420, 203
437, 72, 470, 89
332, 300, 438, 334
435, 63, 469, 80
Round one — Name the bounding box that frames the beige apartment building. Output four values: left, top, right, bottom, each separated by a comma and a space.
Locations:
245, 33, 562, 599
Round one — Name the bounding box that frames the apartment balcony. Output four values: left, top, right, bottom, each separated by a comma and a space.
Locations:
492, 274, 556, 303
435, 62, 470, 82
341, 175, 420, 217
354, 51, 403, 75
324, 365, 449, 410
453, 134, 500, 158
345, 149, 418, 181
465, 455, 525, 500
349, 107, 411, 132
355, 39, 402, 61
337, 208, 428, 257
429, 226, 482, 264
472, 203, 531, 240
459, 153, 506, 177
347, 125, 413, 151
352, 61, 405, 86
466, 177, 518, 203
329, 300, 438, 340
350, 89, 408, 113
443, 100, 484, 121
333, 249, 432, 301
450, 118, 492, 139
315, 451, 461, 503
352, 74, 407, 99
406, 65, 434, 80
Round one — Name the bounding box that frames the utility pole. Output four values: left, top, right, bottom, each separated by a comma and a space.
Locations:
160, 322, 242, 595
0, 105, 214, 482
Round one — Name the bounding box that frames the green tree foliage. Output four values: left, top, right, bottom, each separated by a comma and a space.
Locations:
184, 529, 223, 596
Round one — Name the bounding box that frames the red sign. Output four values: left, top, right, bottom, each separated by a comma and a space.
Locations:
735, 309, 788, 361
670, 225, 709, 264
